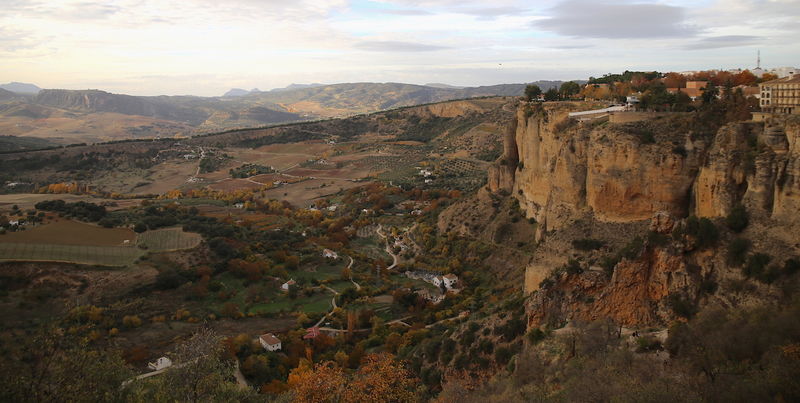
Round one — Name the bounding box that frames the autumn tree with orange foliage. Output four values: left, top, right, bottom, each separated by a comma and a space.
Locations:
290, 354, 419, 403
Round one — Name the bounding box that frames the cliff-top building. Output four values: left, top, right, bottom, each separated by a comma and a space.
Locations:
759, 74, 800, 115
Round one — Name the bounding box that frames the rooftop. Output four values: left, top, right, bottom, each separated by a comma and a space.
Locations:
260, 333, 281, 345
761, 74, 800, 85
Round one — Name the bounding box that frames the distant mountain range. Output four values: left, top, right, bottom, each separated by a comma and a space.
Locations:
0, 80, 580, 145
0, 82, 42, 94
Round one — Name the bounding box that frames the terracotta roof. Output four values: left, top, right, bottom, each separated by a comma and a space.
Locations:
760, 74, 800, 85
260, 333, 281, 345
443, 274, 458, 280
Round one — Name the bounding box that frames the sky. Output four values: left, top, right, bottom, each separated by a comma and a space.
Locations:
0, 0, 798, 96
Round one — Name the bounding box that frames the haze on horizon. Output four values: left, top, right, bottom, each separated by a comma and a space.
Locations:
1, 0, 798, 97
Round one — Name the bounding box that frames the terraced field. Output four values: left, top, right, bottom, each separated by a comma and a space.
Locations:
0, 223, 201, 266
137, 227, 203, 252
0, 243, 141, 266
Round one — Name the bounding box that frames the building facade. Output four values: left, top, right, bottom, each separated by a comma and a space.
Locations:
760, 75, 800, 114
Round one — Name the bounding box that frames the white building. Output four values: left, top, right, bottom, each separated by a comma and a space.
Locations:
442, 274, 459, 290
771, 67, 799, 78
259, 333, 282, 351
323, 249, 339, 259
281, 279, 296, 292
148, 357, 173, 371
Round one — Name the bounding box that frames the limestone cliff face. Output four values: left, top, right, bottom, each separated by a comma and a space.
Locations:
528, 246, 698, 327
492, 105, 800, 234
482, 105, 800, 328
693, 116, 800, 226
492, 103, 706, 240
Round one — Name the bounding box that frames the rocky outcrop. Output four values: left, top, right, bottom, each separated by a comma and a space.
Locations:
492, 102, 707, 240
487, 119, 518, 193
482, 104, 800, 328
491, 104, 800, 235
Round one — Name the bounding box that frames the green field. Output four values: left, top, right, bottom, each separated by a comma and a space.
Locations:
0, 243, 142, 266
0, 227, 201, 267
137, 227, 202, 252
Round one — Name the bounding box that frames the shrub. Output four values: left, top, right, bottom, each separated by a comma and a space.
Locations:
564, 259, 583, 275
667, 293, 697, 319
527, 328, 546, 345
635, 336, 663, 352
785, 258, 800, 276
743, 253, 772, 279
725, 204, 749, 233
155, 268, 186, 290
727, 238, 751, 266
675, 216, 719, 249
572, 238, 606, 251
495, 347, 513, 365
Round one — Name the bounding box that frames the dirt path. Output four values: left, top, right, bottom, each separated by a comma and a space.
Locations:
313, 285, 340, 328
376, 224, 399, 271
346, 256, 362, 290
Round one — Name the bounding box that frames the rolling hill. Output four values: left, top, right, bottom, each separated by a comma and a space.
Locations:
0, 80, 576, 145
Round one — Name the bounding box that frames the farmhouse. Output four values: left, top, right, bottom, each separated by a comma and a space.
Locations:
259, 333, 282, 351
323, 249, 339, 259
442, 274, 459, 290
281, 279, 296, 292
147, 357, 173, 371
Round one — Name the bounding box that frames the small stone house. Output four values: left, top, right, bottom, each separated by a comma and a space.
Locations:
323, 249, 339, 259
442, 274, 459, 290
148, 357, 173, 371
259, 333, 282, 351
281, 279, 296, 292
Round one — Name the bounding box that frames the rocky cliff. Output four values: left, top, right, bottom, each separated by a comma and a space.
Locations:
479, 103, 800, 327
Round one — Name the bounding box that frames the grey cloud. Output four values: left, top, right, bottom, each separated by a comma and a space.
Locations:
535, 0, 698, 39
685, 35, 761, 50
354, 40, 450, 52
459, 6, 526, 19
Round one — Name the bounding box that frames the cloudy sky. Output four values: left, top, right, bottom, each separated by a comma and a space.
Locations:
1, 0, 798, 96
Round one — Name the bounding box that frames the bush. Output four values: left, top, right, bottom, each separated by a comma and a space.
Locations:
725, 204, 749, 233
572, 238, 606, 251
667, 293, 697, 319
675, 216, 719, 249
743, 253, 772, 280
495, 347, 513, 365
155, 268, 185, 290
564, 259, 583, 275
727, 238, 751, 266
785, 258, 800, 276
635, 336, 663, 352
527, 328, 546, 345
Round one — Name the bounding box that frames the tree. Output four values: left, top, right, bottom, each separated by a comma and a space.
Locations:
726, 204, 749, 233
0, 326, 133, 402
342, 354, 419, 402
524, 84, 542, 101
559, 81, 581, 98
543, 88, 559, 101
129, 327, 255, 402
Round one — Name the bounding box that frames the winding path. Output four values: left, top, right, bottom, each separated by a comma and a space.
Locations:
376, 224, 399, 271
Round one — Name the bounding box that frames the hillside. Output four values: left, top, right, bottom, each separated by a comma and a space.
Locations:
0, 81, 569, 145
0, 82, 41, 94
0, 96, 798, 401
